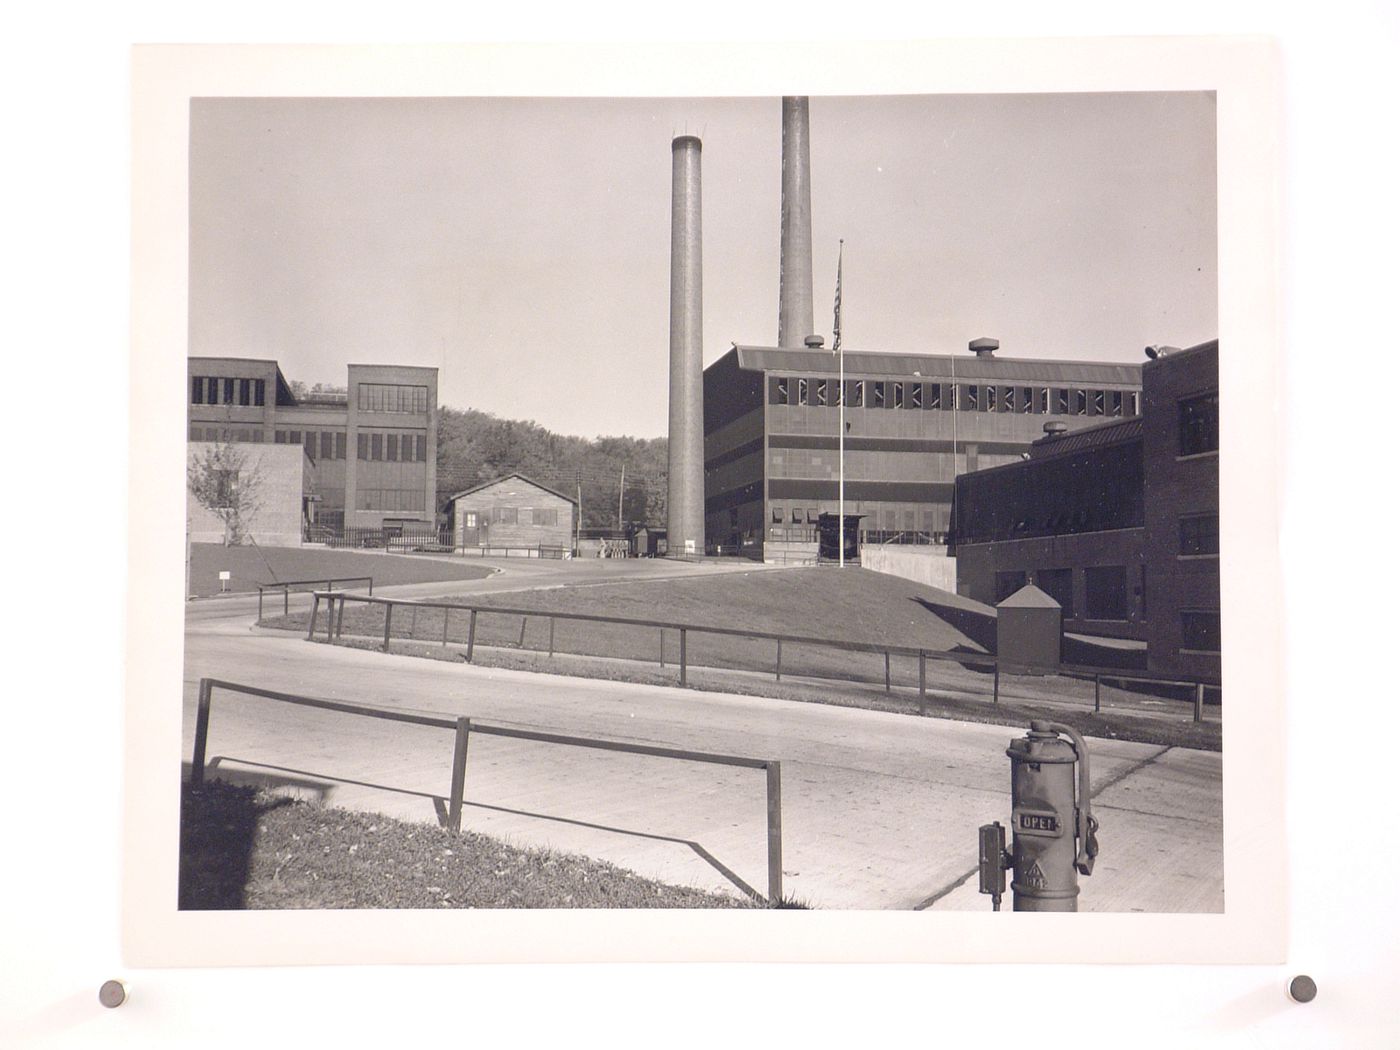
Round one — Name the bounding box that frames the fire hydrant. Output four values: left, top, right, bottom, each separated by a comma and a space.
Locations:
979, 720, 1099, 911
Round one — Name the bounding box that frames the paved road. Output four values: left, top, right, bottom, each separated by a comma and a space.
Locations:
182, 558, 1223, 912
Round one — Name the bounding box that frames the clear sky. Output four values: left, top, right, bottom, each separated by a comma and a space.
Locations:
190, 92, 1216, 438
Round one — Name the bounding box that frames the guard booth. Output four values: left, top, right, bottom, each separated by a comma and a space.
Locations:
816, 513, 864, 564
996, 583, 1063, 672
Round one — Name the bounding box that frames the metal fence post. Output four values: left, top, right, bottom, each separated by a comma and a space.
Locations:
306, 594, 320, 640
776, 639, 782, 681
466, 609, 478, 662
410, 604, 419, 640
919, 652, 927, 714
257, 588, 264, 621
284, 586, 290, 616
368, 578, 374, 596
679, 628, 688, 687
335, 596, 346, 640
442, 608, 451, 647
1094, 674, 1102, 713
766, 760, 783, 907
1194, 682, 1205, 723
518, 616, 528, 648
191, 678, 213, 786
448, 717, 472, 833
993, 662, 1000, 704
659, 628, 665, 668
326, 597, 336, 643
549, 617, 555, 658
884, 652, 891, 693
382, 603, 393, 651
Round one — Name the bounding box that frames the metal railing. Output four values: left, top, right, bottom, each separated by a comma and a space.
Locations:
189, 677, 786, 905
304, 590, 1222, 722
454, 544, 571, 559
256, 576, 374, 619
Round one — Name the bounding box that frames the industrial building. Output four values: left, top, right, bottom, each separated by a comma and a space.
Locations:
702, 339, 1144, 558
187, 358, 439, 534
950, 339, 1219, 680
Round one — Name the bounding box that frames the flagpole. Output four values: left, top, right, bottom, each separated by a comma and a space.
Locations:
835, 240, 845, 569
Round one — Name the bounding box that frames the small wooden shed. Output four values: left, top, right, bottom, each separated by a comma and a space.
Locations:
996, 583, 1063, 673
447, 473, 577, 553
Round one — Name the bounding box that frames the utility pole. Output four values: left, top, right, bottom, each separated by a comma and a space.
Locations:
618, 464, 625, 530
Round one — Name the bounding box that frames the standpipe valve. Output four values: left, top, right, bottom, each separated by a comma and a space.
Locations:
978, 720, 1099, 912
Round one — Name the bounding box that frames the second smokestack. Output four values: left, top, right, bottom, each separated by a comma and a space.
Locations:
668, 135, 705, 557
779, 96, 814, 348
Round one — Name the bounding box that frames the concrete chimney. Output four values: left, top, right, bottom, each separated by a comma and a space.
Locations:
668, 135, 705, 557
778, 97, 814, 348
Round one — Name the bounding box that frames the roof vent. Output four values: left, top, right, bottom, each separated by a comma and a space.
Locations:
804, 335, 825, 348
1144, 344, 1180, 360
969, 337, 999, 357
1043, 421, 1068, 437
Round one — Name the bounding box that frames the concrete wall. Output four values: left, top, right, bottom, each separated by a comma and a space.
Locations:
859, 544, 958, 593
187, 443, 310, 547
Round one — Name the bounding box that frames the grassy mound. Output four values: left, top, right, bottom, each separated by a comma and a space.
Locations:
179, 779, 758, 910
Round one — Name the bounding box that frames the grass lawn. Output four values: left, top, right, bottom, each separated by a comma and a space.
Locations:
189, 543, 492, 597
263, 566, 1220, 751
179, 779, 758, 909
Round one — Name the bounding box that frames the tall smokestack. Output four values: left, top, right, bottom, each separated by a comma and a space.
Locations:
668, 135, 705, 557
778, 96, 814, 348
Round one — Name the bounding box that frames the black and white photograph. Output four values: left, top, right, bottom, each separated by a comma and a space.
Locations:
174, 87, 1224, 918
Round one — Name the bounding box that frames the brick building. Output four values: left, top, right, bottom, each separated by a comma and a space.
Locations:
702, 340, 1143, 558
187, 358, 438, 532
950, 339, 1220, 680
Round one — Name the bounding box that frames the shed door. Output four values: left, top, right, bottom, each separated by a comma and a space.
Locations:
461, 511, 485, 546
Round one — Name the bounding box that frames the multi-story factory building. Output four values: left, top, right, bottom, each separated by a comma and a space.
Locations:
187, 358, 438, 531
950, 339, 1219, 680
702, 340, 1143, 557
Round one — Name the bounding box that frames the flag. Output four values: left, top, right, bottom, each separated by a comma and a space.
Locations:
832, 239, 844, 353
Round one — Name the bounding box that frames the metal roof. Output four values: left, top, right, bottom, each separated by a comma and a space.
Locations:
731, 345, 1142, 385
445, 472, 579, 507
1030, 417, 1143, 460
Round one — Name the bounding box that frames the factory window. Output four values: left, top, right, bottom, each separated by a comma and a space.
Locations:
888, 382, 901, 408
927, 383, 940, 410
1038, 388, 1050, 414
371, 433, 383, 461
909, 383, 922, 409
791, 509, 802, 524
772, 506, 783, 524
848, 380, 864, 407
191, 377, 203, 404
1130, 392, 1142, 416
205, 377, 219, 405
303, 432, 315, 458
237, 378, 250, 406
223, 378, 235, 404
1001, 386, 1015, 413
771, 377, 788, 405
357, 383, 429, 414
815, 379, 828, 407
357, 433, 368, 460
254, 379, 266, 407
416, 434, 427, 462
983, 386, 995, 412
335, 432, 346, 459
1037, 568, 1073, 616
1179, 514, 1220, 556
288, 430, 302, 446
995, 571, 1028, 604
1178, 392, 1219, 456
320, 432, 333, 460
1084, 566, 1128, 621
807, 509, 820, 524
386, 434, 399, 462
1019, 387, 1033, 413
1110, 390, 1124, 417
1052, 388, 1067, 414
251, 430, 264, 443
960, 384, 977, 412
188, 425, 201, 441
274, 431, 285, 444
797, 378, 809, 406
872, 382, 885, 408
1181, 610, 1222, 652
1072, 389, 1087, 416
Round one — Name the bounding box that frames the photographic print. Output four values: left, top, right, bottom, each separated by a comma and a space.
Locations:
127, 40, 1283, 965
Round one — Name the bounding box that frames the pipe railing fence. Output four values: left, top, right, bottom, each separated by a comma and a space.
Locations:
190, 677, 786, 905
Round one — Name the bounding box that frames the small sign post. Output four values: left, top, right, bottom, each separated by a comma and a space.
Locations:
218, 570, 231, 594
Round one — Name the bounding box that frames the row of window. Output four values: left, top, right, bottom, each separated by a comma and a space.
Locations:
357, 489, 426, 512
461, 507, 561, 527
190, 426, 263, 443
274, 430, 347, 460
771, 377, 1141, 417
191, 376, 267, 407
358, 383, 429, 415
355, 431, 429, 463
